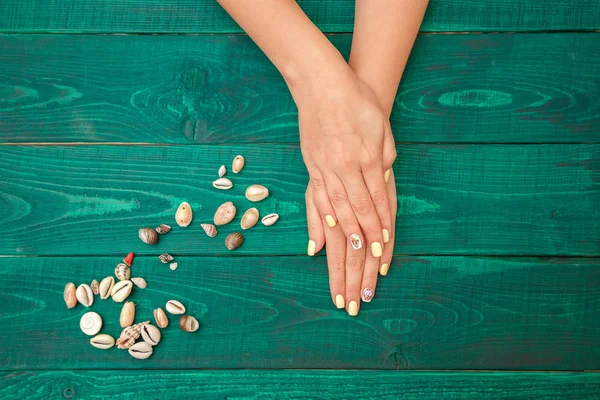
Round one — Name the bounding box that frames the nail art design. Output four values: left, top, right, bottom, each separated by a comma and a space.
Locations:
362, 287, 374, 302
349, 233, 362, 250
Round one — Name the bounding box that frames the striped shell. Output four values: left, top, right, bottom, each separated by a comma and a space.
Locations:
116, 321, 150, 349
201, 223, 217, 238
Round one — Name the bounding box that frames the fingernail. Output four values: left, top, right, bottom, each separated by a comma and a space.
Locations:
349, 233, 362, 250
384, 168, 391, 183
380, 263, 390, 276
382, 229, 390, 243
361, 287, 374, 302
348, 300, 359, 316
307, 240, 316, 256
335, 294, 345, 309
325, 215, 336, 227
371, 242, 383, 257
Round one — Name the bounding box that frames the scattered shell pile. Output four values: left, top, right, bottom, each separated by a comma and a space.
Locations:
63, 252, 200, 360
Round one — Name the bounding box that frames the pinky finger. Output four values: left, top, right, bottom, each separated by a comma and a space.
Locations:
306, 183, 325, 256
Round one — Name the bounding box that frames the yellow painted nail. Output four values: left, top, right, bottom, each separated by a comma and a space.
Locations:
371, 242, 383, 257
348, 300, 359, 316
307, 240, 316, 256
325, 215, 336, 227
335, 294, 345, 309
380, 263, 390, 276
382, 229, 390, 243
384, 168, 391, 183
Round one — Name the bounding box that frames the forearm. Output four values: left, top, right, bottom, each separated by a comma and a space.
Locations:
349, 0, 429, 116
217, 0, 352, 101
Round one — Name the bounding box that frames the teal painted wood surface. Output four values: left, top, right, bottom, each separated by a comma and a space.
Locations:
1, 33, 598, 144
1, 0, 598, 33
0, 145, 598, 256
0, 256, 598, 370
1, 371, 599, 399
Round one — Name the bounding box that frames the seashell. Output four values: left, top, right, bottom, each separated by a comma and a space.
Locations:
158, 253, 174, 264
115, 263, 131, 281
175, 202, 193, 227
64, 282, 77, 309
141, 323, 162, 346
99, 276, 115, 300
90, 334, 114, 350
155, 224, 171, 235
213, 201, 237, 226
76, 284, 94, 307
129, 341, 153, 360
139, 228, 158, 245
261, 213, 280, 226
179, 315, 200, 332
225, 232, 245, 251
169, 262, 178, 271
120, 301, 135, 328
90, 280, 99, 295
111, 280, 133, 303
200, 223, 217, 238
154, 308, 169, 328
218, 165, 226, 177
80, 311, 102, 336
131, 277, 147, 289
232, 155, 245, 174
123, 252, 134, 267
165, 300, 186, 315
213, 177, 233, 190
116, 321, 150, 349
240, 208, 259, 230
245, 184, 269, 202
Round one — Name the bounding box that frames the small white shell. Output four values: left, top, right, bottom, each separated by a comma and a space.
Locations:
169, 262, 178, 271
218, 165, 226, 177
245, 185, 269, 202
99, 276, 115, 300
166, 300, 186, 315
213, 177, 233, 190
80, 311, 102, 336
90, 334, 114, 350
141, 323, 162, 346
129, 341, 153, 360
131, 277, 147, 289
175, 202, 193, 227
261, 213, 280, 226
232, 155, 245, 174
76, 284, 94, 307
111, 280, 133, 303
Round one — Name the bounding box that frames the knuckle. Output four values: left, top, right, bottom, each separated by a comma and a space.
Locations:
371, 189, 387, 206
329, 190, 349, 207
310, 177, 326, 191
352, 197, 373, 216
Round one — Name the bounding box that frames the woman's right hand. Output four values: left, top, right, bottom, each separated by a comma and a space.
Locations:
292, 67, 396, 262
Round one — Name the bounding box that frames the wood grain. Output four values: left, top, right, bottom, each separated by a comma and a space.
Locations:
0, 256, 598, 370
1, 33, 598, 144
2, 370, 599, 399
1, 0, 598, 33
0, 144, 598, 256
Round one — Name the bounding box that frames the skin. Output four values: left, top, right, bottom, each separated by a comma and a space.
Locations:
217, 0, 428, 315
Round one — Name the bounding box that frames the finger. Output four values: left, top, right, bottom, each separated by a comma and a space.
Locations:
383, 122, 397, 183
337, 170, 384, 259
324, 173, 364, 252
361, 251, 380, 303
345, 228, 366, 317
362, 165, 392, 248
380, 169, 397, 276
325, 218, 347, 309
310, 175, 338, 229
305, 184, 325, 256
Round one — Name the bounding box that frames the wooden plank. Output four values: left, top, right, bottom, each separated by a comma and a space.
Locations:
0, 0, 598, 33
0, 256, 598, 370
0, 33, 598, 144
1, 144, 598, 256
2, 371, 599, 399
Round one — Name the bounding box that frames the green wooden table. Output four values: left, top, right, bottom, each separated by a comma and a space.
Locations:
1, 1, 599, 398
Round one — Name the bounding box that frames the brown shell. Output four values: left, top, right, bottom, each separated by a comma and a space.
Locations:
63, 282, 77, 309
179, 315, 200, 332
201, 223, 217, 238
155, 224, 172, 235
154, 308, 169, 328
214, 202, 236, 226
158, 253, 174, 264
138, 228, 158, 245
225, 232, 245, 251
116, 321, 150, 349
90, 280, 100, 295
115, 263, 131, 281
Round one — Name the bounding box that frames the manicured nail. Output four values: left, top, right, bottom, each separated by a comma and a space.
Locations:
382, 229, 390, 243
348, 300, 359, 316
361, 287, 374, 302
349, 234, 362, 250
307, 240, 316, 256
371, 242, 383, 257
335, 294, 345, 309
380, 263, 390, 276
325, 215, 336, 227
384, 168, 391, 183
